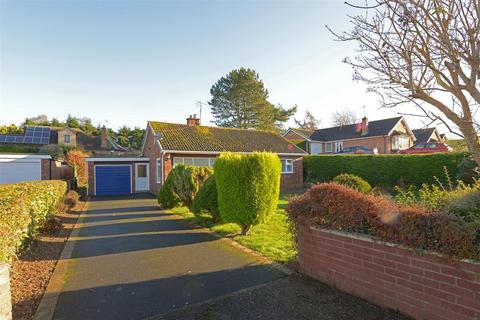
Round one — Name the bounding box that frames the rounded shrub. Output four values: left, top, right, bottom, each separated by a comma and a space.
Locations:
191, 175, 220, 222
333, 173, 372, 194
157, 173, 181, 209
214, 152, 281, 235
170, 164, 213, 209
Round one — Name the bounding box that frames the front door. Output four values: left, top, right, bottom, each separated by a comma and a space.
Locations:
135, 163, 149, 192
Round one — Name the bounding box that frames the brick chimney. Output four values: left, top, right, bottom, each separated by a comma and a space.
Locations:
101, 126, 108, 148
361, 117, 369, 136
186, 114, 200, 126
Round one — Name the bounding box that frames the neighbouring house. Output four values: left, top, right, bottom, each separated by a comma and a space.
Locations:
85, 115, 307, 196
283, 116, 416, 154
412, 127, 444, 144
0, 125, 126, 184
0, 154, 73, 184
0, 125, 126, 154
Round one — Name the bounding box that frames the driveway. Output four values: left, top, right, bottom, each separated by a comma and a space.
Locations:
51, 194, 285, 320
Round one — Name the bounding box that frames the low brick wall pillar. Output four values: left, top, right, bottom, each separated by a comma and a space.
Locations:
296, 220, 480, 320
0, 263, 11, 320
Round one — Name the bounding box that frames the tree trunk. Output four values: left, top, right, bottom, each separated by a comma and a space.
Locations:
458, 123, 480, 165
241, 225, 251, 235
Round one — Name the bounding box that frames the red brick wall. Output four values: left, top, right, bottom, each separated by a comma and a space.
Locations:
41, 159, 50, 180
342, 136, 390, 154
296, 222, 480, 320
87, 162, 95, 195
280, 156, 304, 190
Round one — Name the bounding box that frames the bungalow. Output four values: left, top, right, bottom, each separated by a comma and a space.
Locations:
86, 115, 307, 196
283, 116, 416, 154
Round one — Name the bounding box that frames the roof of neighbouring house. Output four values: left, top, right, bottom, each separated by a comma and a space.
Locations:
287, 128, 315, 140
309, 116, 406, 142
148, 121, 307, 154
49, 127, 125, 152
412, 128, 438, 144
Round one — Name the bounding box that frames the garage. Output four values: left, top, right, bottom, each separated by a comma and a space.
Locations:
86, 157, 150, 196
94, 165, 132, 196
0, 154, 51, 184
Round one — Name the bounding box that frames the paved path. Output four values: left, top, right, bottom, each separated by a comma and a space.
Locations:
52, 194, 285, 320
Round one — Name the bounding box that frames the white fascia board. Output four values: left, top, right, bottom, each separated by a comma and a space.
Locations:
0, 154, 51, 160
162, 150, 306, 156
86, 157, 150, 162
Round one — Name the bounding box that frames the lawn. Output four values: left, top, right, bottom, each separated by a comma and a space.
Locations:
169, 194, 297, 263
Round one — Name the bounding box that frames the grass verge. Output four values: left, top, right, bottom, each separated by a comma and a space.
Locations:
169, 194, 296, 263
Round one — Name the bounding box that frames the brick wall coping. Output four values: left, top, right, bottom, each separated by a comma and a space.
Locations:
309, 224, 480, 266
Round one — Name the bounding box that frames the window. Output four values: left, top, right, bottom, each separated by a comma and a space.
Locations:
281, 159, 293, 174
173, 157, 216, 167
335, 141, 344, 153
325, 142, 333, 153
310, 142, 323, 154
156, 158, 162, 183
137, 164, 147, 177
392, 136, 410, 150
64, 134, 70, 143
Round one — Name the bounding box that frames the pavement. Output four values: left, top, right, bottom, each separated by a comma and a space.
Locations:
50, 194, 286, 320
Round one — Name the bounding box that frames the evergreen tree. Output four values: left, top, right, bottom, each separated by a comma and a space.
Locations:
209, 67, 296, 131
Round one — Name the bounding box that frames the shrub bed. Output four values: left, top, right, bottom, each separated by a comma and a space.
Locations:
287, 183, 480, 260
304, 153, 466, 187
170, 164, 213, 209
0, 180, 67, 263
214, 152, 281, 234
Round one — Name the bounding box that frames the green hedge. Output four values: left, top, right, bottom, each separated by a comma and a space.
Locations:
214, 152, 281, 234
170, 164, 213, 209
304, 153, 467, 187
0, 180, 67, 263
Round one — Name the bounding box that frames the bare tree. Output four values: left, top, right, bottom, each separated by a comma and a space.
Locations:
332, 108, 357, 126
329, 0, 480, 163
294, 110, 321, 130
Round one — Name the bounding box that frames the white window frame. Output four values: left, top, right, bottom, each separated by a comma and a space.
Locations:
335, 141, 344, 153
392, 135, 410, 150
325, 142, 333, 153
281, 159, 294, 174
173, 157, 216, 167
156, 158, 162, 183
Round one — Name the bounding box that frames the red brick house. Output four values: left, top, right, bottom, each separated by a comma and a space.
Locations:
283, 116, 416, 154
85, 116, 306, 196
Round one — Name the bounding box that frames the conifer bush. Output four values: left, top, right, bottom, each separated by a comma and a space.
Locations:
214, 152, 281, 235
157, 173, 181, 209
191, 175, 220, 222
333, 173, 372, 194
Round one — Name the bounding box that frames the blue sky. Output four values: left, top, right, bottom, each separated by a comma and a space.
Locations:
0, 0, 422, 130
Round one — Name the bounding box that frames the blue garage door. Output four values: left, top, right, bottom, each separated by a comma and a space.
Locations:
95, 165, 131, 196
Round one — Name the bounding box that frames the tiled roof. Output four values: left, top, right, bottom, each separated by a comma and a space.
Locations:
412, 128, 437, 143
149, 121, 306, 154
290, 128, 314, 139
310, 117, 404, 142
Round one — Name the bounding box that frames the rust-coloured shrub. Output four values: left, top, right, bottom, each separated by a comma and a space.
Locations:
64, 190, 80, 211
287, 182, 480, 261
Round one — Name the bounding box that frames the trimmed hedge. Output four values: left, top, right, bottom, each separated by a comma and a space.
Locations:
304, 153, 467, 187
157, 173, 181, 209
0, 180, 67, 263
191, 175, 220, 222
214, 152, 281, 234
287, 183, 480, 261
333, 173, 372, 194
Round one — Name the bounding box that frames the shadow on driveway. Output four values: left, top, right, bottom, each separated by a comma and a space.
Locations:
52, 194, 285, 320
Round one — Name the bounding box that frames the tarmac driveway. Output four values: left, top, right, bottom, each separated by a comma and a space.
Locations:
52, 194, 285, 320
